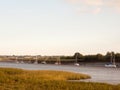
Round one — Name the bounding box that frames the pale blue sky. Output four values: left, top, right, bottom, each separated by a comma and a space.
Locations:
0, 0, 120, 55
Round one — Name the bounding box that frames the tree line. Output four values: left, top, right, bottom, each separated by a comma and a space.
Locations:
61, 52, 120, 62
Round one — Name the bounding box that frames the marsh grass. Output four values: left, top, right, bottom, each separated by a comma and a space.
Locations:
0, 68, 120, 90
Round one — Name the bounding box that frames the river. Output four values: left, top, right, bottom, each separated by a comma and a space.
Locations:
0, 62, 120, 85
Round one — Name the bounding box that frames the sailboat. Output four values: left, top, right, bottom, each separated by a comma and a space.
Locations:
34, 56, 38, 64
55, 56, 61, 65
15, 56, 19, 64
105, 52, 116, 68
74, 54, 79, 66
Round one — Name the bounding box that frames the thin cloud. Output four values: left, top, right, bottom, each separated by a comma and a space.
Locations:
92, 7, 101, 14
76, 7, 101, 14
84, 0, 103, 6
107, 0, 120, 12
66, 0, 120, 13
65, 0, 79, 4
66, 0, 103, 6
108, 0, 120, 7
75, 7, 89, 14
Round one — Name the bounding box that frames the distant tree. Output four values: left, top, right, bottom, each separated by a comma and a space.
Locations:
96, 54, 104, 61
115, 53, 120, 62
84, 55, 97, 62
73, 52, 84, 59
61, 56, 74, 59
58, 51, 120, 63
105, 52, 111, 61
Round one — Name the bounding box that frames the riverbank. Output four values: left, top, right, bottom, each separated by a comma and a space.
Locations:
0, 68, 120, 90
0, 62, 120, 85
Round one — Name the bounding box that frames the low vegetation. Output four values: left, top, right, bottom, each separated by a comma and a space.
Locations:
0, 68, 120, 90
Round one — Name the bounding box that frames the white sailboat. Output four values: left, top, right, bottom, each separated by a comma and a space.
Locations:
74, 53, 79, 66
105, 52, 116, 68
55, 56, 61, 65
15, 56, 19, 64
34, 56, 38, 64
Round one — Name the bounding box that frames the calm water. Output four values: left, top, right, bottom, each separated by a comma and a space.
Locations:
0, 62, 120, 85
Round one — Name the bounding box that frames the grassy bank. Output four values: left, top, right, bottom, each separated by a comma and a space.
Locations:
0, 68, 120, 90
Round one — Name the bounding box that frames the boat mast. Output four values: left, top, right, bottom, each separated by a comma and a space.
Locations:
110, 52, 116, 65
34, 55, 38, 64
110, 52, 113, 64
76, 53, 78, 63
113, 53, 116, 65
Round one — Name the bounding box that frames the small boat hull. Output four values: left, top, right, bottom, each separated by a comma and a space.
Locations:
105, 64, 116, 68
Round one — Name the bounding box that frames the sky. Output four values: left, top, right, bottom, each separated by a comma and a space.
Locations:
0, 0, 120, 55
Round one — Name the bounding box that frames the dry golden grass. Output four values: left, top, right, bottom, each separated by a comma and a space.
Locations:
0, 68, 90, 81
0, 68, 120, 90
